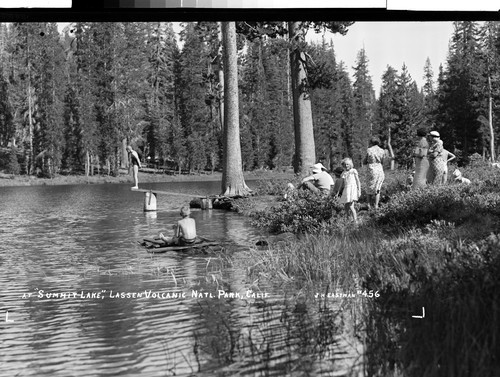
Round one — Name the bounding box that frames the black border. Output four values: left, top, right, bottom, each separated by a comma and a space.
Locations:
0, 9, 499, 23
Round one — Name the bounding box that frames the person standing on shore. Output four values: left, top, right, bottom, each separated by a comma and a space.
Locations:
427, 131, 446, 185
127, 145, 141, 189
364, 137, 388, 209
338, 157, 361, 223
441, 148, 456, 184
412, 128, 429, 189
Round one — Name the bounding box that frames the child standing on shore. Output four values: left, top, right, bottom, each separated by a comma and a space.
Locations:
339, 157, 361, 223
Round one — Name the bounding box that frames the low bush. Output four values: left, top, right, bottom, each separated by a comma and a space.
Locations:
251, 189, 345, 234
371, 178, 500, 234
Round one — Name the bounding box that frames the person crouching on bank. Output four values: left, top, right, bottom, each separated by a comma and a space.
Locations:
300, 163, 334, 195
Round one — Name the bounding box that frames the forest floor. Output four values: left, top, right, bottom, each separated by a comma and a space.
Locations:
0, 168, 295, 188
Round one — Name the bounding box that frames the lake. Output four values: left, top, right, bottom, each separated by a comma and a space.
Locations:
0, 180, 362, 376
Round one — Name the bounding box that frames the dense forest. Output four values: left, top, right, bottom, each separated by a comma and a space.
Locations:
0, 21, 499, 178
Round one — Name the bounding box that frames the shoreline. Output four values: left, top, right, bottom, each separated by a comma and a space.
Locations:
0, 169, 295, 188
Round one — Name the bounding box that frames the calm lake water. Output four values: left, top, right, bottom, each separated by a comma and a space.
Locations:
0, 181, 362, 376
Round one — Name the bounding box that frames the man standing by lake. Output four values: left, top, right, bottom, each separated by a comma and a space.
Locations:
126, 145, 141, 189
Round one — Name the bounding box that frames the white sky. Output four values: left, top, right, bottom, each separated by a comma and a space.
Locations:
307, 21, 455, 94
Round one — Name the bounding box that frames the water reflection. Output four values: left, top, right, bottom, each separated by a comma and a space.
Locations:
0, 182, 361, 376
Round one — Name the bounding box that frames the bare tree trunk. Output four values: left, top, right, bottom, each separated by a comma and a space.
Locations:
221, 22, 251, 197
85, 150, 90, 176
488, 76, 495, 162
217, 22, 224, 132
387, 126, 395, 170
121, 138, 128, 169
289, 21, 316, 175
27, 37, 35, 175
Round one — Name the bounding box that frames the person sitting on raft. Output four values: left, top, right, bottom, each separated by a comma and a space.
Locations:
299, 163, 334, 194
159, 206, 197, 246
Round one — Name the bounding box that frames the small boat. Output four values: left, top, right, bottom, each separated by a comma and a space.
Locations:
138, 236, 220, 254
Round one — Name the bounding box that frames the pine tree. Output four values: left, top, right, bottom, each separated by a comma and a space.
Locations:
143, 22, 178, 165
477, 21, 500, 161
177, 22, 212, 173
377, 65, 400, 168
0, 65, 13, 147
261, 37, 294, 170
309, 40, 341, 169
335, 62, 355, 164
73, 22, 100, 176
422, 57, 437, 130
240, 37, 272, 169
32, 23, 66, 177
438, 21, 483, 162
393, 64, 424, 168
352, 48, 376, 166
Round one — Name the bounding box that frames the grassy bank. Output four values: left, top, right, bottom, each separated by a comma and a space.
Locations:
0, 168, 294, 188
241, 162, 500, 376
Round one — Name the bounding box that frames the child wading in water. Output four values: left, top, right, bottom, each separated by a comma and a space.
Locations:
159, 206, 197, 246
338, 158, 361, 223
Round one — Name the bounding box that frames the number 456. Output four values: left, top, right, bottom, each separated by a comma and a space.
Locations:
361, 290, 380, 298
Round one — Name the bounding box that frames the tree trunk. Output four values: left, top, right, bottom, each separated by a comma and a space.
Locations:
85, 150, 90, 176
27, 36, 35, 176
387, 126, 395, 170
221, 22, 251, 197
121, 138, 128, 169
217, 22, 224, 132
488, 75, 495, 162
288, 21, 316, 175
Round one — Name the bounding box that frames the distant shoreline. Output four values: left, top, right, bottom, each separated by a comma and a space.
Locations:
0, 169, 294, 188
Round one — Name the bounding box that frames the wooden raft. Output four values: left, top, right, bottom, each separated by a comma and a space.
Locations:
139, 237, 220, 253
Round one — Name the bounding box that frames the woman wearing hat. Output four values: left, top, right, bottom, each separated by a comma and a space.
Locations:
427, 131, 446, 184
363, 136, 389, 209
412, 128, 430, 189
300, 162, 334, 194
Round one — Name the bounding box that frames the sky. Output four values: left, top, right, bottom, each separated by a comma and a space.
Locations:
307, 22, 456, 94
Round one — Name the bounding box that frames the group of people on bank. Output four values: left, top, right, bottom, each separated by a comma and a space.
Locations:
290, 128, 470, 223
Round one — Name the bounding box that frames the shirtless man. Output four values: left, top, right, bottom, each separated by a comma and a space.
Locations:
159, 206, 197, 246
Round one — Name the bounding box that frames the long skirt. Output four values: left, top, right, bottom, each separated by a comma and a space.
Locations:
412, 157, 429, 189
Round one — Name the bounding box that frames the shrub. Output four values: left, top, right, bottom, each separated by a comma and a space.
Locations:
371, 181, 500, 232
251, 189, 344, 234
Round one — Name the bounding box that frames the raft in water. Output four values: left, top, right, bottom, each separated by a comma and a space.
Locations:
139, 237, 220, 253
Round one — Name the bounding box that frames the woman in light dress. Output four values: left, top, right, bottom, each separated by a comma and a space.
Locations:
364, 137, 388, 209
412, 128, 429, 189
338, 157, 361, 223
